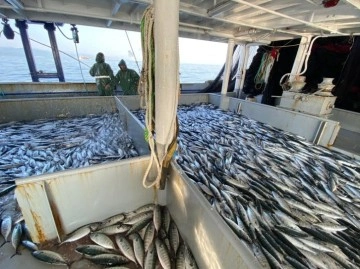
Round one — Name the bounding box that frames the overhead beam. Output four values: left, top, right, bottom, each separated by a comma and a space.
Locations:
106, 0, 123, 27
0, 11, 7, 18
345, 0, 360, 9
5, 0, 24, 10
5, 0, 27, 18
231, 0, 346, 35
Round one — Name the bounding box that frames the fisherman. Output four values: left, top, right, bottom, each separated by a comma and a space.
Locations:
89, 52, 115, 96
115, 59, 140, 95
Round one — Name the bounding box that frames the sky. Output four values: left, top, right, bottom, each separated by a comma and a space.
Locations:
0, 20, 228, 65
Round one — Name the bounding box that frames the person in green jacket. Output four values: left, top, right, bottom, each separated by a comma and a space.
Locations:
89, 52, 115, 96
115, 59, 140, 95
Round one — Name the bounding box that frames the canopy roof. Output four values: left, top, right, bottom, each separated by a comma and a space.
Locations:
1, 0, 359, 43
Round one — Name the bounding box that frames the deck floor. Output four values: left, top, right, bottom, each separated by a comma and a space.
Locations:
0, 238, 101, 269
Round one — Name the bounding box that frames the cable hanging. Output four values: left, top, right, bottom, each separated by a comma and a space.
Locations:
56, 23, 87, 92
125, 30, 141, 74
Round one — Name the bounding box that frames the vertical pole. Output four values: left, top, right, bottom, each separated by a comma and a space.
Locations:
154, 0, 179, 188
221, 38, 235, 95
289, 36, 310, 82
44, 23, 65, 82
238, 43, 262, 98
15, 20, 39, 82
238, 44, 250, 98
234, 43, 246, 95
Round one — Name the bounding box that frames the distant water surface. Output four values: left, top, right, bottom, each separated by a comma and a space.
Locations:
0, 47, 223, 84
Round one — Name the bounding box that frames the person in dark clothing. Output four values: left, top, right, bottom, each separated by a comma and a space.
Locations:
115, 59, 140, 95
89, 52, 115, 96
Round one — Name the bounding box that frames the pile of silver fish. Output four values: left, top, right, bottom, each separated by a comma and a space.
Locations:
133, 104, 360, 269
0, 203, 198, 269
0, 113, 139, 220
0, 112, 138, 180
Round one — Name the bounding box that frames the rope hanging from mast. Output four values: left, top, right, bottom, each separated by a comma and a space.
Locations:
140, 6, 160, 190
139, 5, 179, 191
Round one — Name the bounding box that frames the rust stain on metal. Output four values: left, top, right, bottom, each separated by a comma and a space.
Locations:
16, 183, 42, 200
30, 209, 47, 243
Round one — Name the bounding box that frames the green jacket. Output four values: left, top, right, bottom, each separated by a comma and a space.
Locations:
89, 53, 115, 96
115, 68, 140, 95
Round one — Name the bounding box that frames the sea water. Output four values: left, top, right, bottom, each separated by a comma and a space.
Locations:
0, 47, 223, 84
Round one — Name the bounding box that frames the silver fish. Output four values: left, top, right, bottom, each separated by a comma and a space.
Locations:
129, 232, 145, 268
155, 238, 171, 269
90, 233, 116, 249
1, 216, 12, 242
144, 221, 155, 252
10, 222, 22, 255
87, 253, 130, 266
144, 242, 156, 269
31, 250, 68, 266
115, 234, 136, 263
153, 204, 162, 232
75, 244, 116, 256
169, 221, 180, 254
61, 225, 91, 244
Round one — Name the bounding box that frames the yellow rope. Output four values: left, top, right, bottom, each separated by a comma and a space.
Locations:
140, 6, 161, 189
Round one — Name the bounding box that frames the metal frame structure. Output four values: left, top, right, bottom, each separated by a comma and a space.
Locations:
1, 0, 359, 43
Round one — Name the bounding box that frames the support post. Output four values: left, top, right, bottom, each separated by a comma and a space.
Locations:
289, 36, 311, 82
221, 38, 235, 95
234, 43, 246, 95
238, 43, 262, 98
220, 38, 234, 109
15, 20, 39, 82
154, 0, 180, 188
44, 23, 65, 82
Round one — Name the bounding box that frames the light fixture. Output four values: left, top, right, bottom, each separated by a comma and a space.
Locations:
208, 0, 235, 17
2, 18, 14, 39
70, 24, 79, 43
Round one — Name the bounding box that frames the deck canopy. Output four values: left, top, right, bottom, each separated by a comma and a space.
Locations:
0, 0, 359, 43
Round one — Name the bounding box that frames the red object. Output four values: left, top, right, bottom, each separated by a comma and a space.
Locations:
270, 48, 279, 59
322, 0, 339, 8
